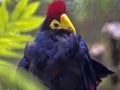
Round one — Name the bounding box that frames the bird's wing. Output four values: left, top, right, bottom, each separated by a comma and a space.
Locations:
18, 40, 37, 70
92, 59, 114, 80
18, 57, 29, 69
79, 35, 114, 84
62, 34, 96, 90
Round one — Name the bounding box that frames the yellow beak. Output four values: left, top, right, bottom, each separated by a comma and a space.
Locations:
60, 14, 76, 34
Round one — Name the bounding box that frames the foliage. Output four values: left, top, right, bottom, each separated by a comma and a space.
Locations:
0, 0, 44, 61
0, 1, 45, 89
0, 60, 48, 90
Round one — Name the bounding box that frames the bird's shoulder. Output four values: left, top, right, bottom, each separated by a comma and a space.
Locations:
23, 31, 57, 63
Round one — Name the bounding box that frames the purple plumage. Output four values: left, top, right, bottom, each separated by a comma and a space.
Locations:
18, 0, 114, 90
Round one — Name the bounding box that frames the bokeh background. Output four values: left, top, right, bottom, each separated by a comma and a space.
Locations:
0, 0, 119, 90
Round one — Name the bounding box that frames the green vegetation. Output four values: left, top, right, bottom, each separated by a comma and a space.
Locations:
0, 0, 44, 61
0, 0, 45, 89
0, 60, 48, 90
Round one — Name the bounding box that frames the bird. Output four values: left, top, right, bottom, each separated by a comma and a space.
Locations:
18, 0, 114, 90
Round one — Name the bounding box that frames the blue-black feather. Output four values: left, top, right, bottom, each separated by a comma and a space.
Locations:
18, 30, 113, 90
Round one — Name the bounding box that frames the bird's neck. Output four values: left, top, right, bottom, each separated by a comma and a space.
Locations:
40, 19, 52, 31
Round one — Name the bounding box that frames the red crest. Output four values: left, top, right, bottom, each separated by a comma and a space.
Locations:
46, 0, 67, 20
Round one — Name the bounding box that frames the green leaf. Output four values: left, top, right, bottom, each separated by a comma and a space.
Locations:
0, 33, 34, 43
0, 60, 15, 69
0, 61, 17, 89
0, 42, 25, 49
8, 16, 44, 32
11, 0, 28, 21
0, 0, 44, 61
0, 61, 48, 90
0, 37, 25, 49
0, 7, 4, 32
0, 49, 22, 58
21, 1, 40, 19
0, 0, 9, 32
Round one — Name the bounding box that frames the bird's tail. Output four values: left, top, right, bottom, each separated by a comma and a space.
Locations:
91, 59, 114, 90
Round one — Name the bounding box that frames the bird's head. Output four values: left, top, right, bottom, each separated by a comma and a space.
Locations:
43, 0, 76, 34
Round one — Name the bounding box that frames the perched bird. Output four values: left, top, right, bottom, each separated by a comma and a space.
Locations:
18, 0, 114, 90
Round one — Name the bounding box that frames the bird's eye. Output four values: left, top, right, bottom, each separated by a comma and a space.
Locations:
54, 23, 59, 27
50, 19, 61, 30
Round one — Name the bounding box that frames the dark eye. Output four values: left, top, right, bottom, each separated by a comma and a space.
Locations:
54, 23, 59, 27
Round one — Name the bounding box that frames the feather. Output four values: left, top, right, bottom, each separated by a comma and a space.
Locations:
18, 1, 114, 90
46, 0, 67, 20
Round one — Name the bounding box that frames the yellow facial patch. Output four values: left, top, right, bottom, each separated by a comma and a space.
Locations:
49, 14, 76, 34
50, 19, 62, 30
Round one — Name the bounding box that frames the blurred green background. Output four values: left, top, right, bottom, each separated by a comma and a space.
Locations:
0, 0, 119, 90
